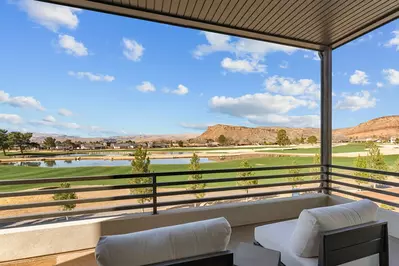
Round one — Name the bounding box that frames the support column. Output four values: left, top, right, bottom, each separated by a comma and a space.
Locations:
319, 47, 332, 194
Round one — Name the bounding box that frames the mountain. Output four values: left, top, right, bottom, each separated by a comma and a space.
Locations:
198, 116, 399, 143
31, 133, 200, 143
333, 115, 399, 140
197, 124, 319, 143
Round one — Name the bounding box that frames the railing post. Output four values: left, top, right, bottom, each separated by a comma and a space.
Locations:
152, 175, 157, 215
320, 47, 332, 195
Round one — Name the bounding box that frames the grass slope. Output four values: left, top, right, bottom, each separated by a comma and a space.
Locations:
1, 154, 398, 192
261, 143, 367, 154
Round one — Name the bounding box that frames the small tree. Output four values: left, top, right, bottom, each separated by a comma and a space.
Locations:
367, 143, 388, 182
0, 129, 9, 156
353, 155, 369, 187
218, 134, 227, 145
187, 153, 206, 206
395, 138, 399, 144
288, 160, 305, 192
380, 204, 395, 211
8, 132, 32, 154
310, 153, 321, 180
53, 182, 78, 219
307, 135, 317, 145
43, 137, 56, 150
177, 140, 184, 147
236, 160, 256, 200
130, 146, 152, 208
276, 129, 290, 146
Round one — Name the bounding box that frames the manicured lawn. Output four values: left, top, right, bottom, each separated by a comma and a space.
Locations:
1, 154, 398, 192
0, 146, 278, 159
260, 143, 367, 154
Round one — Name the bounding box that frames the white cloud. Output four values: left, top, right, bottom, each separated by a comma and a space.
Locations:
385, 30, 399, 51
279, 61, 288, 69
376, 82, 383, 88
194, 32, 298, 59
16, 0, 81, 32
0, 90, 45, 111
349, 70, 370, 85
247, 114, 320, 128
312, 52, 320, 61
122, 38, 144, 62
193, 31, 297, 73
0, 114, 23, 124
68, 71, 115, 82
58, 34, 88, 56
136, 81, 156, 93
180, 123, 214, 130
264, 76, 320, 100
221, 57, 266, 73
382, 68, 399, 85
210, 93, 315, 116
303, 52, 320, 61
58, 108, 73, 117
335, 90, 376, 111
172, 84, 189, 95
43, 115, 56, 123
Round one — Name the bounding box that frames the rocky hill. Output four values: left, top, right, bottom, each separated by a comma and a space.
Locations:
198, 116, 399, 143
334, 115, 399, 140
197, 124, 319, 143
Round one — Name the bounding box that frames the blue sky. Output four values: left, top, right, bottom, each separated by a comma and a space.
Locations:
0, 0, 398, 137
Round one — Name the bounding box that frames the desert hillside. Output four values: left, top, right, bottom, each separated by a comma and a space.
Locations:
197, 124, 319, 143
334, 115, 399, 139
198, 116, 399, 143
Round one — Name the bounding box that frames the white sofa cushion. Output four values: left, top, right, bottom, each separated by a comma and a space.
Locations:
255, 219, 379, 266
290, 199, 378, 258
95, 217, 231, 266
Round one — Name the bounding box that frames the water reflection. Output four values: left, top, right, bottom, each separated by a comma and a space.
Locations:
0, 158, 213, 168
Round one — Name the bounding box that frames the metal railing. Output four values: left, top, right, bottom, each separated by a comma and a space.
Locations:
2, 163, 398, 225
0, 164, 322, 224
329, 165, 399, 208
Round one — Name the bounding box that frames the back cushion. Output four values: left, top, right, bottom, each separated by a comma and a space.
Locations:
290, 199, 378, 258
95, 217, 231, 266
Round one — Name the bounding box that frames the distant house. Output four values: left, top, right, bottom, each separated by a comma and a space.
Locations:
103, 138, 118, 147
152, 142, 169, 148
207, 142, 219, 147
112, 143, 135, 149
79, 144, 104, 150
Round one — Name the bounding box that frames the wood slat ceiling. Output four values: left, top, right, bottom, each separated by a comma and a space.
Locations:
40, 0, 399, 51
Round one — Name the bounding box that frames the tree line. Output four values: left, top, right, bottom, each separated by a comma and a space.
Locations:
0, 129, 33, 155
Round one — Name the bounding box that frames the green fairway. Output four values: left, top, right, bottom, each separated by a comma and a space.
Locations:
260, 143, 367, 154
0, 146, 278, 159
1, 154, 398, 192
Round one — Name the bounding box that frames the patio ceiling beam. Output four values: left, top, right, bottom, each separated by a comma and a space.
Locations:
39, 0, 327, 51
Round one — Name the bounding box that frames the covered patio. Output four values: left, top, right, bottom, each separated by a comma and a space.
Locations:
0, 0, 398, 265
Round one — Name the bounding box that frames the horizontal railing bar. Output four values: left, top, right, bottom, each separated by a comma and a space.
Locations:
329, 188, 399, 208
0, 179, 322, 211
0, 184, 153, 198
157, 180, 322, 197
0, 164, 320, 186
330, 172, 399, 187
0, 202, 154, 224
157, 172, 322, 186
331, 165, 399, 178
156, 187, 321, 208
0, 193, 154, 211
329, 180, 399, 198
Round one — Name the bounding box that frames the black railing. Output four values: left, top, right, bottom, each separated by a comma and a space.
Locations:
2, 163, 399, 225
329, 165, 399, 208
0, 164, 321, 224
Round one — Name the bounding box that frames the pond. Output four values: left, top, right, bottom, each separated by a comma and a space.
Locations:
0, 158, 215, 168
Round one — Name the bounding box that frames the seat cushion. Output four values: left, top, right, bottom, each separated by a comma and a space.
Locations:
290, 199, 378, 258
255, 219, 379, 266
95, 217, 231, 266
255, 219, 318, 266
